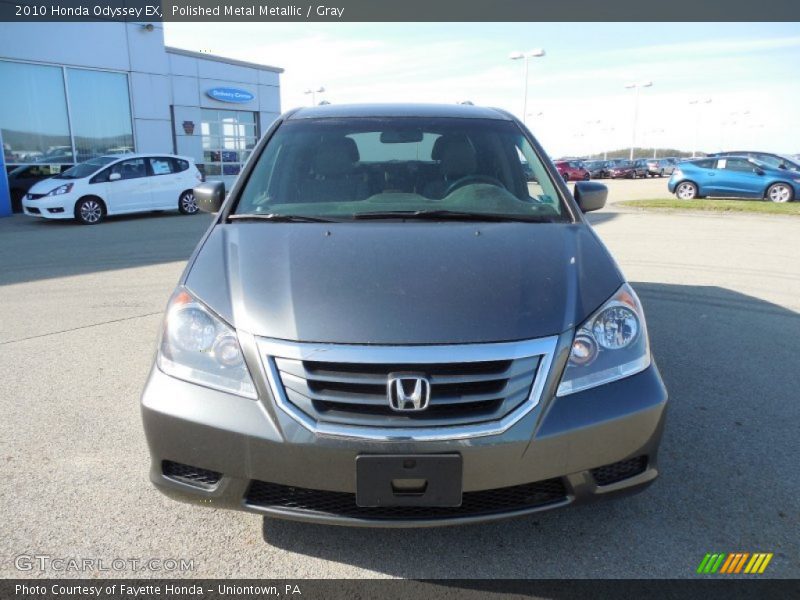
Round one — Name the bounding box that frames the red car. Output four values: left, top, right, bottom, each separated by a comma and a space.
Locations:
555, 160, 590, 181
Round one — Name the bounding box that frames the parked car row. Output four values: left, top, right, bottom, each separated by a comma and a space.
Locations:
558, 157, 681, 180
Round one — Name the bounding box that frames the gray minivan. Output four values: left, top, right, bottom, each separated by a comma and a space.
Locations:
141, 104, 668, 527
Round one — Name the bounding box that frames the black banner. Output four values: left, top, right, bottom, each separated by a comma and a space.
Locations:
3, 579, 800, 600
1, 0, 800, 22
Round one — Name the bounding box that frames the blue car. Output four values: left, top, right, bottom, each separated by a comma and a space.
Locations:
668, 156, 800, 203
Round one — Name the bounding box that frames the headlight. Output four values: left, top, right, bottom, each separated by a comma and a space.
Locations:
46, 183, 73, 196
156, 288, 257, 398
557, 283, 650, 396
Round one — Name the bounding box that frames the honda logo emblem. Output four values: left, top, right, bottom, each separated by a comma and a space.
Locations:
387, 374, 431, 411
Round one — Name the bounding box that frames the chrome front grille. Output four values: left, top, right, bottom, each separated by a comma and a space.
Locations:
276, 356, 538, 426
257, 337, 558, 441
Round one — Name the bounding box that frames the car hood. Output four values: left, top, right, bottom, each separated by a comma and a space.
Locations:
27, 177, 63, 193
184, 222, 624, 344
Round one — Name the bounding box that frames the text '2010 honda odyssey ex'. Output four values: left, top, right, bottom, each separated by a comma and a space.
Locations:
141, 104, 668, 527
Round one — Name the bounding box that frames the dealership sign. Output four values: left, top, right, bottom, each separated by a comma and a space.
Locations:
206, 87, 255, 103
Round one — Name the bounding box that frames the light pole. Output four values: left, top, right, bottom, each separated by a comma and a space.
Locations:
688, 98, 712, 157
647, 128, 665, 158
304, 86, 325, 106
509, 49, 546, 125
624, 81, 653, 160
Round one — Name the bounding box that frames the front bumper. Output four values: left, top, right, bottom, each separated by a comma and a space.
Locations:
22, 194, 75, 219
141, 348, 668, 526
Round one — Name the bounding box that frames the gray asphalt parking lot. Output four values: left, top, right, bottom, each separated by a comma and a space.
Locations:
1, 178, 798, 578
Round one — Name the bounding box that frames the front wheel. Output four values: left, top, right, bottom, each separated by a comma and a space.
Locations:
179, 190, 199, 214
75, 197, 105, 224
675, 181, 698, 200
767, 183, 793, 203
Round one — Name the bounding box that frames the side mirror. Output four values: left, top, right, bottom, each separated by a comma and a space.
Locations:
574, 181, 607, 213
194, 181, 226, 213
108, 172, 121, 181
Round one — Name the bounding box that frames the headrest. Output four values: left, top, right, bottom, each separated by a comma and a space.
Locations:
312, 136, 359, 177
432, 134, 477, 177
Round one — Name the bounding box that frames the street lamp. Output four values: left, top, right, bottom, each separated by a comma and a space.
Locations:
600, 126, 615, 160
624, 81, 653, 160
304, 86, 326, 105
647, 128, 665, 158
688, 98, 712, 157
509, 49, 546, 125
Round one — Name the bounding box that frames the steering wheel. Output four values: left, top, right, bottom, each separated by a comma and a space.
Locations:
443, 174, 505, 197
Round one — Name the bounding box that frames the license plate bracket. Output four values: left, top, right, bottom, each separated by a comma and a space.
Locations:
356, 454, 462, 507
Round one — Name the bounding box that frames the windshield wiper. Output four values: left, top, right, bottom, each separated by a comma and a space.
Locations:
350, 210, 555, 223
228, 213, 339, 223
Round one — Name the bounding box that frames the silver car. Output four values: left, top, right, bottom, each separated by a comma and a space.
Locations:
141, 104, 668, 527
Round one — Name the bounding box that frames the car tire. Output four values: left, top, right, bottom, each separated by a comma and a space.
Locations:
766, 183, 794, 203
179, 190, 199, 214
675, 181, 698, 200
74, 197, 106, 225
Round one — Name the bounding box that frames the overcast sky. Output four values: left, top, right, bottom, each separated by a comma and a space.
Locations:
164, 22, 800, 156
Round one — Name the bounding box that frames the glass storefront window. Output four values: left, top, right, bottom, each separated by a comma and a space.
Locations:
0, 61, 71, 165
0, 60, 135, 168
66, 68, 134, 161
200, 109, 258, 180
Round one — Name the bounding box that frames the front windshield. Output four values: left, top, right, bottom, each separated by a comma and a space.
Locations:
54, 157, 116, 179
235, 117, 568, 221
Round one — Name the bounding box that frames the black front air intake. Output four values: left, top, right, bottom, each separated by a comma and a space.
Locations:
245, 477, 567, 520
590, 456, 648, 486
162, 460, 222, 489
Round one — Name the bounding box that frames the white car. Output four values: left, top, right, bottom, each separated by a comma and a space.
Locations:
22, 153, 203, 224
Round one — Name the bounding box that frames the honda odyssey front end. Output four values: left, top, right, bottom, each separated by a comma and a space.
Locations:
141, 103, 668, 526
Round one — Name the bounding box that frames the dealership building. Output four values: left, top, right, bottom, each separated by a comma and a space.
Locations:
0, 22, 283, 215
